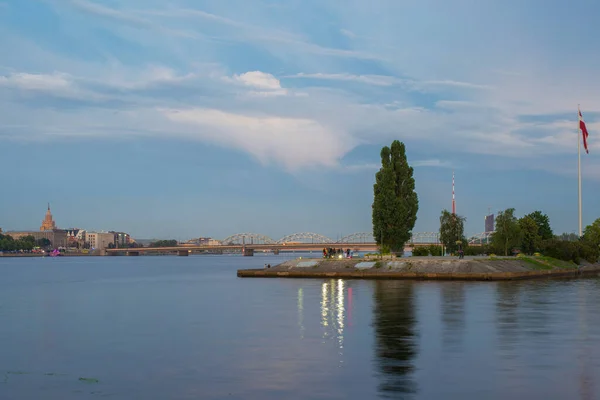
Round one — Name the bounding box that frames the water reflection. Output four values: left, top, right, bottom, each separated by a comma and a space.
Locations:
441, 283, 466, 349
495, 282, 521, 354
319, 280, 346, 362
577, 282, 594, 400
373, 281, 417, 398
298, 288, 304, 339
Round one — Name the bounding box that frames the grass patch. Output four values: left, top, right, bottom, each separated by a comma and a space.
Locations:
374, 262, 383, 269
493, 255, 578, 270
536, 256, 577, 269
519, 257, 554, 270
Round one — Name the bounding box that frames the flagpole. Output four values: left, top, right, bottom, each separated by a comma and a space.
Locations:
578, 105, 582, 237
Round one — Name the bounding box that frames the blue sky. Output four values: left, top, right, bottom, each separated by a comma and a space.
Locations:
1, 0, 599, 241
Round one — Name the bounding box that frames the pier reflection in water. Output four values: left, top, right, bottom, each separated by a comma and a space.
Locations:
2, 257, 600, 399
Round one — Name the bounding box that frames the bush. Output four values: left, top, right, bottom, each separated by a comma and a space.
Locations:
579, 240, 600, 264
427, 245, 443, 256
542, 239, 579, 264
546, 238, 600, 264
464, 245, 489, 256
411, 247, 430, 256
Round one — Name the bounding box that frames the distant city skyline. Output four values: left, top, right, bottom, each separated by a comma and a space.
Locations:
0, 1, 598, 239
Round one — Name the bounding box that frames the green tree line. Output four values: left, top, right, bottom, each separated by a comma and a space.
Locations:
436, 208, 600, 264
0, 234, 52, 251
370, 141, 599, 264
149, 239, 178, 248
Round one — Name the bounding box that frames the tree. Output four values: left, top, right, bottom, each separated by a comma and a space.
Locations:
583, 218, 600, 247
557, 232, 579, 242
21, 235, 36, 245
439, 209, 466, 254
372, 140, 419, 253
491, 208, 521, 256
519, 216, 541, 255
524, 211, 553, 240
36, 238, 52, 248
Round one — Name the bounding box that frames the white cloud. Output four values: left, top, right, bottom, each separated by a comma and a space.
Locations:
232, 71, 282, 90
0, 72, 72, 91
161, 108, 355, 171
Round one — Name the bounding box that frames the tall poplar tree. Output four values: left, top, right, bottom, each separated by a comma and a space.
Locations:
372, 140, 419, 253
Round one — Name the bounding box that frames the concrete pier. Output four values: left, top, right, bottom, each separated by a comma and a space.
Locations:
237, 257, 600, 281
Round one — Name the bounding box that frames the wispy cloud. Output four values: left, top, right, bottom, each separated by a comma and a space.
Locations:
0, 72, 72, 91
65, 0, 199, 38
286, 73, 400, 87
340, 29, 356, 38
412, 159, 454, 168
285, 72, 492, 92
2, 0, 600, 178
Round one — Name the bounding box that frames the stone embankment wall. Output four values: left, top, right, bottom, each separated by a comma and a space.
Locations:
237, 258, 600, 281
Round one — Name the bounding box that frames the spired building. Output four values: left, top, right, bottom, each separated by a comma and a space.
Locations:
40, 203, 57, 231
6, 204, 67, 248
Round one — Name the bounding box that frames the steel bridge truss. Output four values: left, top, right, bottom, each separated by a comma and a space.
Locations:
339, 232, 375, 243
276, 232, 334, 244
220, 233, 276, 245
468, 232, 494, 245
219, 231, 493, 245
409, 232, 440, 244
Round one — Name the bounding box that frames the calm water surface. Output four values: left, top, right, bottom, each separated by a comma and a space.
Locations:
1, 255, 599, 399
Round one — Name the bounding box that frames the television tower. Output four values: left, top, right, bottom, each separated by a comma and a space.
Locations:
452, 171, 456, 214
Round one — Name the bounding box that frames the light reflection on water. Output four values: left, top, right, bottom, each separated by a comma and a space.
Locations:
0, 256, 599, 399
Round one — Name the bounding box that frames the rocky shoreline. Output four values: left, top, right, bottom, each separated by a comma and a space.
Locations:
237, 256, 600, 281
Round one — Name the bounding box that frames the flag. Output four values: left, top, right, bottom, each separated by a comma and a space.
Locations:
579, 109, 589, 154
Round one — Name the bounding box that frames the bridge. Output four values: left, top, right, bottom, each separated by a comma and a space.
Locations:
104, 231, 490, 256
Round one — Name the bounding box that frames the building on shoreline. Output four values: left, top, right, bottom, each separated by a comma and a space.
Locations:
40, 204, 57, 231
86, 232, 115, 250
6, 230, 68, 248
184, 237, 221, 246
5, 205, 135, 250
4, 204, 67, 247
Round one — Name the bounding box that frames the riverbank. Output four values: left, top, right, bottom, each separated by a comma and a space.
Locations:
237, 256, 600, 281
0, 252, 99, 258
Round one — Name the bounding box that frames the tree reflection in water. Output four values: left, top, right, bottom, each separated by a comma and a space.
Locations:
373, 281, 417, 398
441, 282, 466, 350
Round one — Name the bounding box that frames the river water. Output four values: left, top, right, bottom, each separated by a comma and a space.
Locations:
1, 255, 599, 399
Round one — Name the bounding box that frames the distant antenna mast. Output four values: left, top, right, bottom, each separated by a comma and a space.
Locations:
452, 171, 456, 214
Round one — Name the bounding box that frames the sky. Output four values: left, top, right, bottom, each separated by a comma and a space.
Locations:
0, 0, 599, 241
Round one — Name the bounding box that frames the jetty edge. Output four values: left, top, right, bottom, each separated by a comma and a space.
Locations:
237, 256, 600, 281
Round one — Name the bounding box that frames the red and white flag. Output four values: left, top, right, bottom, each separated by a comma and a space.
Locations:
579, 108, 589, 154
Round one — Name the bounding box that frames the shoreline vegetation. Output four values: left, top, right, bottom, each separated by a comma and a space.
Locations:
237, 256, 600, 281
